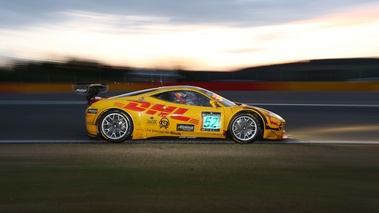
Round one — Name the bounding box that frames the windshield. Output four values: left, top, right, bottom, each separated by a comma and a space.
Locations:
199, 88, 236, 107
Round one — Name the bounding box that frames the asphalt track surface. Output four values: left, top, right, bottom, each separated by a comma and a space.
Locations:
0, 91, 378, 144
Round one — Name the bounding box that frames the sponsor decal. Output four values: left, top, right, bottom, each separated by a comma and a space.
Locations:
147, 116, 157, 125
159, 118, 170, 129
170, 131, 181, 136
147, 129, 164, 134
201, 112, 221, 132
76, 88, 87, 93
177, 124, 194, 132
179, 136, 197, 139
146, 128, 181, 136
116, 101, 199, 124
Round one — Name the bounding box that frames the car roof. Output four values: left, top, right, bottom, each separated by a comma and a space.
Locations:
147, 85, 210, 95
110, 85, 209, 99
158, 85, 204, 91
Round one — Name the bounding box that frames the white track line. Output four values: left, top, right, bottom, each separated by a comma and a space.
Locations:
0, 140, 101, 143
0, 139, 378, 144
259, 140, 379, 144
295, 140, 379, 144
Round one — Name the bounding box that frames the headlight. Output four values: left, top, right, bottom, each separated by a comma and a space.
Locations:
261, 108, 284, 121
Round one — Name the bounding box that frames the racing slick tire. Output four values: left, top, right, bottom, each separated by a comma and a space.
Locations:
98, 110, 133, 143
229, 113, 262, 144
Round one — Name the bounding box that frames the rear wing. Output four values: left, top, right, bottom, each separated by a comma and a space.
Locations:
73, 83, 108, 103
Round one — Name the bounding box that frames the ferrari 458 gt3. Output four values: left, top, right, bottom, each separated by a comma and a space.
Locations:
75, 84, 286, 144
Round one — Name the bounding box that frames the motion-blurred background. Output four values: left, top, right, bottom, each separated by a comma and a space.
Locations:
1, 0, 379, 91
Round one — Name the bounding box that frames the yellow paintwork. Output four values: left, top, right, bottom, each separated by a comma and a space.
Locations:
84, 86, 286, 141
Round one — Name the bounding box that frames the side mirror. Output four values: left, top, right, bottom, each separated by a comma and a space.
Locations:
210, 100, 218, 108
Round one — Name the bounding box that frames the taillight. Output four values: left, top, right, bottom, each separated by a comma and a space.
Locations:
88, 97, 102, 106
87, 108, 98, 114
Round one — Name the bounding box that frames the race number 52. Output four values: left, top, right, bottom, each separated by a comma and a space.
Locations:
201, 112, 221, 131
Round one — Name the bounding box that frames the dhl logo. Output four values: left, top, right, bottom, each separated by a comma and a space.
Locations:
114, 101, 199, 124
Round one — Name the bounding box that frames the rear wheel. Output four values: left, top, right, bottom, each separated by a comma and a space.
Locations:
229, 113, 262, 144
98, 110, 133, 143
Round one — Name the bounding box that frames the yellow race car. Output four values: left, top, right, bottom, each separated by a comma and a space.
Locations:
75, 84, 286, 143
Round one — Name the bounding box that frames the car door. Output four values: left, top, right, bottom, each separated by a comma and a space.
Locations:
151, 90, 226, 139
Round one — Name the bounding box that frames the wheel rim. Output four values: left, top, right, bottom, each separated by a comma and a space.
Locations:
232, 115, 257, 141
101, 113, 129, 140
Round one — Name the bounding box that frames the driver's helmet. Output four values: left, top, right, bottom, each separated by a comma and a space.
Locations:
173, 91, 187, 103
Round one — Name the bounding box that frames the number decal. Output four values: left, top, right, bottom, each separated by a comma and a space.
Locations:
201, 112, 221, 132
203, 116, 219, 128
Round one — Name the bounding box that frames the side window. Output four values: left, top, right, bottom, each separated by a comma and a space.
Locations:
191, 92, 212, 107
153, 92, 171, 101
169, 90, 213, 107
153, 90, 212, 107
152, 91, 182, 103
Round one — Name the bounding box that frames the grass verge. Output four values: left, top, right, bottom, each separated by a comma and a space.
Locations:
0, 143, 378, 213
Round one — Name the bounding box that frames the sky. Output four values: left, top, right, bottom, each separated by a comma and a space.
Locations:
0, 0, 379, 71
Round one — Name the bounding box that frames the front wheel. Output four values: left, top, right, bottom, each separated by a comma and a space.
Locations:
98, 110, 133, 143
229, 113, 262, 144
